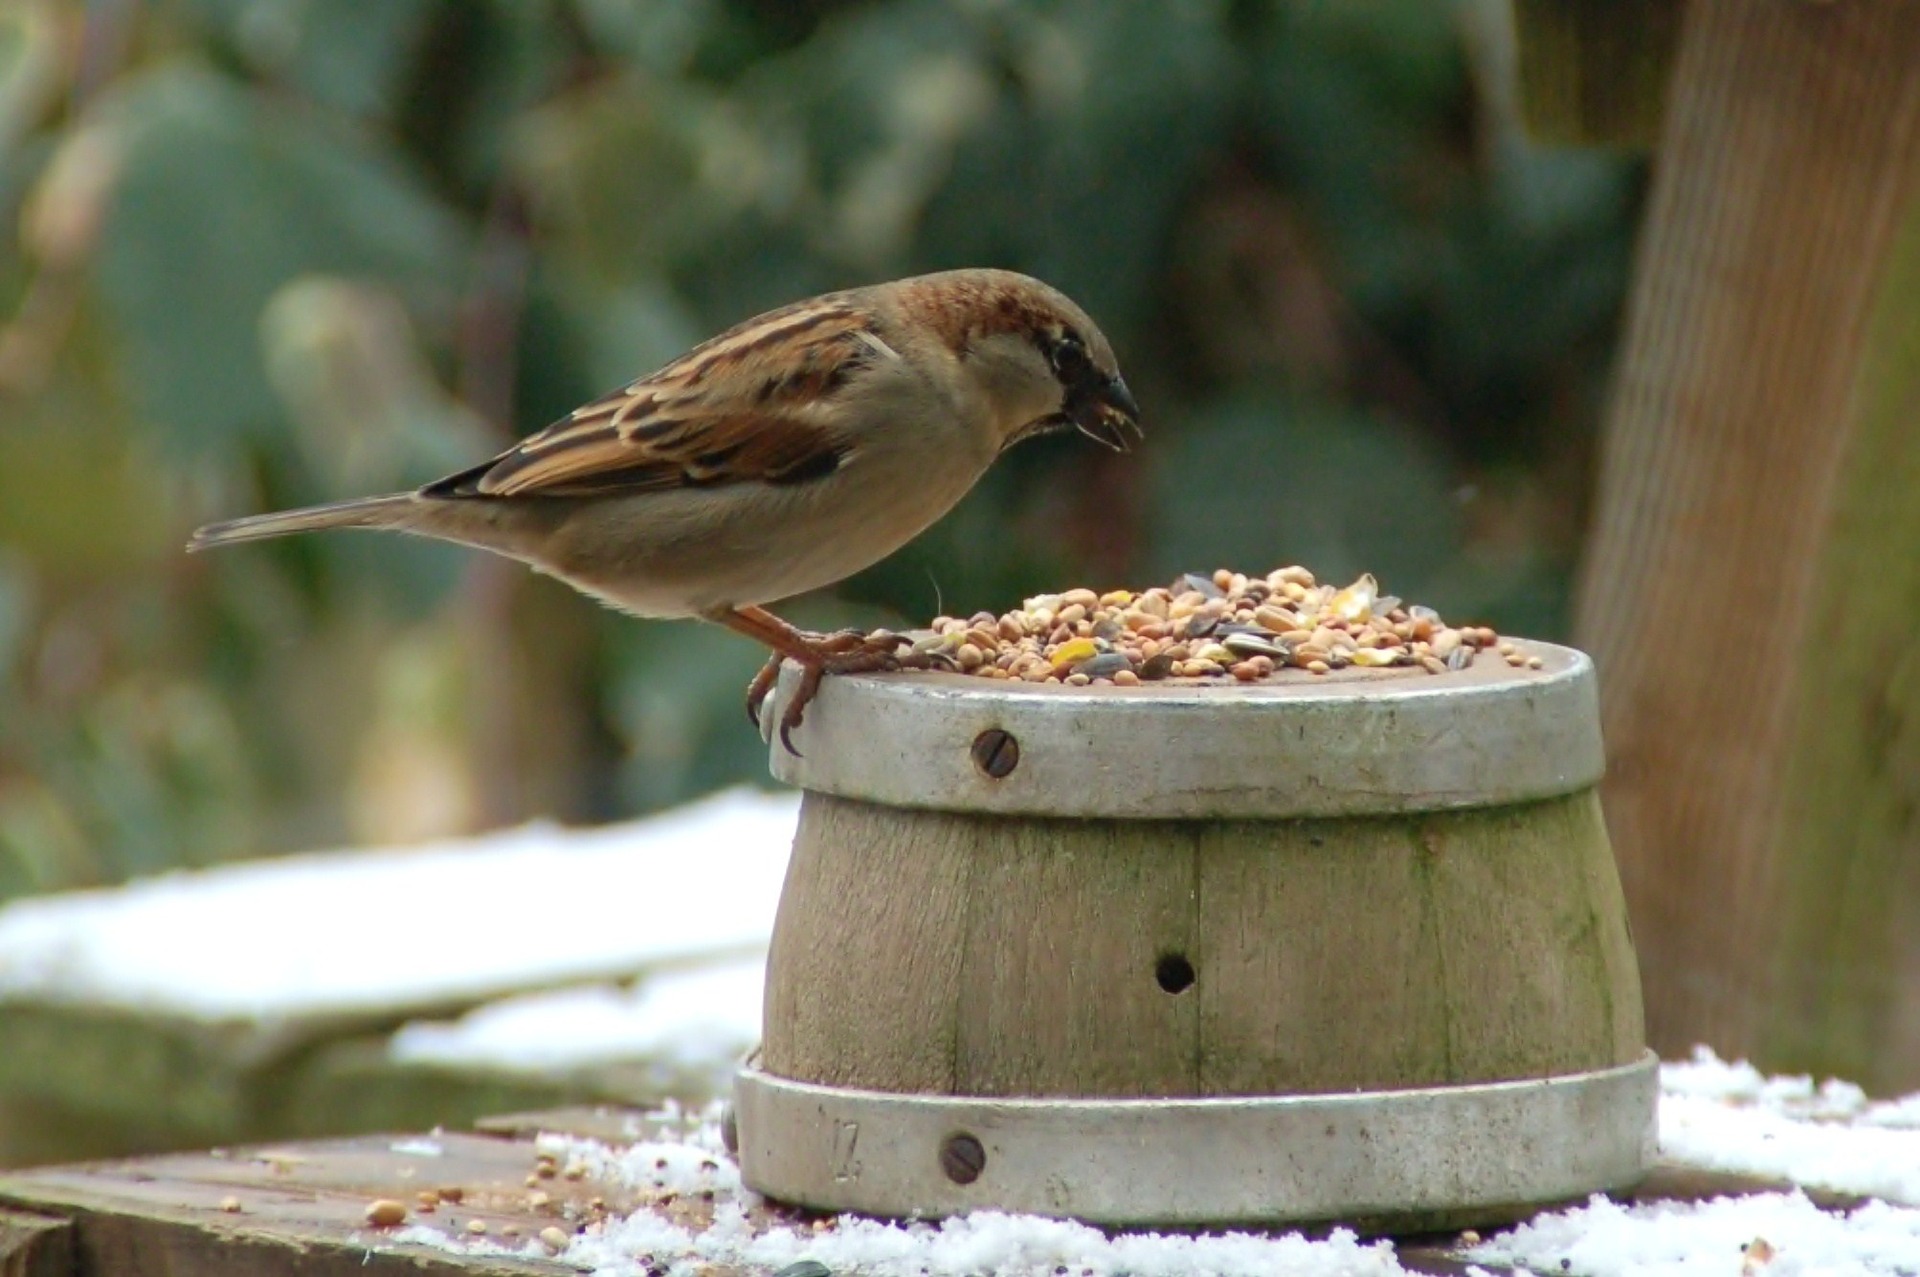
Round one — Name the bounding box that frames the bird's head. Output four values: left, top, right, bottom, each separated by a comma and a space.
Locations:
900, 269, 1142, 454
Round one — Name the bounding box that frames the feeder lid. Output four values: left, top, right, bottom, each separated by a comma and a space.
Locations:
763, 640, 1603, 819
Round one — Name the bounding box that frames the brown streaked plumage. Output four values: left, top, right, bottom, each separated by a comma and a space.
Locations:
188, 268, 1140, 751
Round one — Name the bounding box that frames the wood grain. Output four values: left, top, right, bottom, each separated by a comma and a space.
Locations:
761, 794, 974, 1091
1573, 0, 1920, 1088
0, 1134, 596, 1276
0, 1207, 70, 1277
764, 791, 1643, 1098
950, 814, 1198, 1097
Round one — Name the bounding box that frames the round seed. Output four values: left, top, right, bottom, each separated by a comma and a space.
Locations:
365, 1200, 408, 1228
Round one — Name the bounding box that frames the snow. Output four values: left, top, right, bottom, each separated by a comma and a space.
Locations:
1465, 1192, 1920, 1277
387, 954, 766, 1072
564, 1205, 1408, 1277
1660, 1048, 1920, 1204
381, 1053, 1920, 1277
404, 1103, 1411, 1277
0, 787, 800, 1022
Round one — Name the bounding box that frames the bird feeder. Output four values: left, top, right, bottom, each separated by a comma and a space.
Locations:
732, 644, 1655, 1231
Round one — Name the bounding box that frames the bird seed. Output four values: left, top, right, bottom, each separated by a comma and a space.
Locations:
919, 568, 1519, 686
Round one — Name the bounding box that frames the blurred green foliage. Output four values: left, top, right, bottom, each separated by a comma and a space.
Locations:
0, 0, 1640, 894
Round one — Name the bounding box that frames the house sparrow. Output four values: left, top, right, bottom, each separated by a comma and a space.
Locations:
189, 268, 1141, 750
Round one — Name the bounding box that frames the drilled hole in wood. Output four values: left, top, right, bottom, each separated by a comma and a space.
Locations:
1155, 952, 1196, 994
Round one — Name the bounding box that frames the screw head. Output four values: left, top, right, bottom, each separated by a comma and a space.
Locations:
939, 1132, 986, 1185
970, 728, 1019, 779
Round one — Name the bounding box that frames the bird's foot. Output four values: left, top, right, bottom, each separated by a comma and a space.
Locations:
742, 628, 904, 727
744, 631, 954, 755
742, 628, 927, 743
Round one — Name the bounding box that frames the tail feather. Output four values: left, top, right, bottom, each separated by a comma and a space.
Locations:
186, 494, 418, 552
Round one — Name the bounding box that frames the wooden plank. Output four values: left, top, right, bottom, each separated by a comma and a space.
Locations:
951, 815, 1199, 1098
0, 1117, 1879, 1276
762, 794, 974, 1093
0, 1206, 72, 1277
0, 1127, 812, 1277
473, 1106, 652, 1145
1628, 1161, 1871, 1215
0, 1134, 595, 1276
1197, 795, 1638, 1095
1767, 134, 1920, 1083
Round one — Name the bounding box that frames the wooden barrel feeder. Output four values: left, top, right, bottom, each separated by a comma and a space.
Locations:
732, 642, 1654, 1229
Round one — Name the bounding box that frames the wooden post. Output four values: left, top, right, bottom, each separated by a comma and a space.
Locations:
1512, 0, 1683, 148
1573, 2, 1920, 1090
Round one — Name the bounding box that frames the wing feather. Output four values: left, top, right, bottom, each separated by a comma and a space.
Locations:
429, 294, 886, 500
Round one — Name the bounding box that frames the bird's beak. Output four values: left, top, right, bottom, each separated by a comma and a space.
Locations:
1073, 376, 1143, 452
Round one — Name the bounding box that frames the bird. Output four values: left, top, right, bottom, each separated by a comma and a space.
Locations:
188, 268, 1142, 752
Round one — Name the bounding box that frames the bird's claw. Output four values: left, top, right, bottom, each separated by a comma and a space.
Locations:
743, 629, 911, 730
744, 652, 785, 728
756, 635, 946, 756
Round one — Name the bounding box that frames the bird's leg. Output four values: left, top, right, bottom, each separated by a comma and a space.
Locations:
712, 606, 921, 752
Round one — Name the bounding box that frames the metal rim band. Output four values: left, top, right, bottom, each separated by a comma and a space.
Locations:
765, 641, 1604, 818
733, 1052, 1658, 1227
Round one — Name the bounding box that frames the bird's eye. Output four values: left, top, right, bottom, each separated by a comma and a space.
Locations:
1047, 333, 1090, 381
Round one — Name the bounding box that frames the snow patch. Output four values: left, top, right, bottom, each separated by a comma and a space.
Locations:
0, 787, 799, 1022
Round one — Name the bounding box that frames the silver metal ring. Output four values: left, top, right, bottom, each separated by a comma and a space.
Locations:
765, 641, 1604, 818
733, 1051, 1658, 1228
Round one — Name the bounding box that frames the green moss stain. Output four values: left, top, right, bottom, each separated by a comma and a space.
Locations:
1768, 187, 1920, 1090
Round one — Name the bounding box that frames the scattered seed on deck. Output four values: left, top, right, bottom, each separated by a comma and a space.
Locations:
364, 1199, 407, 1228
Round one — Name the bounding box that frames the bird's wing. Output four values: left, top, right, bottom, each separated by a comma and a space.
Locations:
429, 294, 899, 500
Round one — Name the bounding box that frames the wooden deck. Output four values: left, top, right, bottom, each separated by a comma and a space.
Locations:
0, 1107, 1865, 1276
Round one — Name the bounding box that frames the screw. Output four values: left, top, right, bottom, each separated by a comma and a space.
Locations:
970, 729, 1019, 779
939, 1132, 986, 1185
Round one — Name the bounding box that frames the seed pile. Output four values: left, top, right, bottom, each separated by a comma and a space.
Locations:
915, 567, 1539, 687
